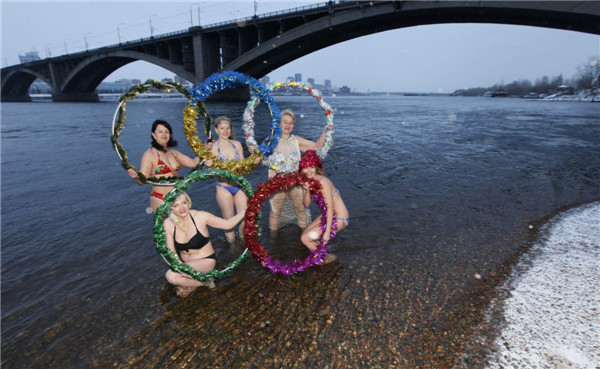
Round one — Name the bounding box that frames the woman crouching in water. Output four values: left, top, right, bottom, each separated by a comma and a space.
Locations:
163, 191, 246, 296
299, 150, 349, 263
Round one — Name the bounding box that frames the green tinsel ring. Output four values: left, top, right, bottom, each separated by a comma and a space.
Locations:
110, 79, 213, 185
153, 168, 254, 282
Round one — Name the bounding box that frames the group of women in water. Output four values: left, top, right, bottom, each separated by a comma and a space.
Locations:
127, 110, 349, 296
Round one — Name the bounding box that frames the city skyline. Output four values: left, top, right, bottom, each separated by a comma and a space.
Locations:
2, 1, 598, 93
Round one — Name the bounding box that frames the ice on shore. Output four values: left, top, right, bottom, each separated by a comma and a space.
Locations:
484, 202, 600, 369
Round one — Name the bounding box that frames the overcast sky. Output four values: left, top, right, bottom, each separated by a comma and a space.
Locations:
2, 0, 598, 92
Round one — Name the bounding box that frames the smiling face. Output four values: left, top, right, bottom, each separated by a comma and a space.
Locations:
215, 119, 232, 140
171, 194, 191, 218
280, 113, 295, 136
301, 165, 317, 179
152, 124, 171, 147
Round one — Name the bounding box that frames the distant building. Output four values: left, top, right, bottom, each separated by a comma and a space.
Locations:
307, 78, 315, 86
339, 85, 351, 94
324, 79, 332, 88
286, 76, 294, 83
260, 76, 270, 85
97, 81, 128, 93
19, 51, 41, 63
557, 85, 575, 95
294, 73, 302, 82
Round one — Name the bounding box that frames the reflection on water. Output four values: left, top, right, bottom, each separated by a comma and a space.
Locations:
1, 96, 599, 368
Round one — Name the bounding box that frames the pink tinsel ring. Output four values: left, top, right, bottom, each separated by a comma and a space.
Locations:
243, 172, 336, 275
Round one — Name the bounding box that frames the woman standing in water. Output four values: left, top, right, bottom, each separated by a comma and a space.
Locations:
205, 117, 248, 243
260, 109, 327, 232
299, 150, 349, 263
128, 120, 200, 213
163, 191, 246, 296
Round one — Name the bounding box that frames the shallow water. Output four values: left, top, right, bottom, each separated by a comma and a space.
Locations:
1, 95, 599, 368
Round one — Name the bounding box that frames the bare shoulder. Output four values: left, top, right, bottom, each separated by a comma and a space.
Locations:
190, 209, 210, 222
163, 216, 174, 230
319, 175, 334, 187
141, 148, 155, 160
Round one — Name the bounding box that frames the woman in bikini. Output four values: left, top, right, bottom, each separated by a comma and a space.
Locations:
251, 109, 327, 232
163, 191, 246, 296
128, 120, 200, 213
204, 117, 248, 243
299, 150, 349, 263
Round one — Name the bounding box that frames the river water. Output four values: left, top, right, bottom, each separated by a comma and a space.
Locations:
1, 95, 599, 368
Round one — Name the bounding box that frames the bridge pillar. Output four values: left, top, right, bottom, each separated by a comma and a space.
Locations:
52, 92, 99, 102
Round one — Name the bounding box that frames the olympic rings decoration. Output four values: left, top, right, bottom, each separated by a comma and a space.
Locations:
110, 79, 211, 185
185, 71, 281, 176
244, 172, 337, 275
153, 168, 253, 283
243, 81, 334, 173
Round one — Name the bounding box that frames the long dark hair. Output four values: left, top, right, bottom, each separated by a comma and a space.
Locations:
151, 120, 178, 152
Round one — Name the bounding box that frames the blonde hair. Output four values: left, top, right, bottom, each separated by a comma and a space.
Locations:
280, 109, 296, 125
169, 191, 192, 232
214, 116, 235, 139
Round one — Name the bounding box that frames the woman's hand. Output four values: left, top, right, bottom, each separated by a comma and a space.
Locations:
204, 158, 213, 167
127, 168, 138, 179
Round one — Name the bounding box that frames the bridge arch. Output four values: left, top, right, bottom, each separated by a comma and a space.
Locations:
53, 50, 195, 101
225, 1, 600, 75
1, 69, 54, 102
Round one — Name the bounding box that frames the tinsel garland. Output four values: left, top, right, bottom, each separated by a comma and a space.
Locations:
110, 79, 212, 185
153, 168, 254, 282
183, 102, 262, 176
186, 71, 282, 176
243, 172, 337, 275
243, 81, 335, 173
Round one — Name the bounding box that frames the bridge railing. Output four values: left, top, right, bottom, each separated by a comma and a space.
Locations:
202, 1, 329, 29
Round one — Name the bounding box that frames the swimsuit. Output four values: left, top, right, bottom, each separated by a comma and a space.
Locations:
216, 182, 243, 196
336, 217, 349, 227
173, 215, 212, 260
217, 141, 240, 161
215, 141, 242, 194
150, 192, 164, 200
154, 150, 181, 175
266, 135, 301, 175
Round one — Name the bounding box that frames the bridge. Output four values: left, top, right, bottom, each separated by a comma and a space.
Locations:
2, 1, 599, 102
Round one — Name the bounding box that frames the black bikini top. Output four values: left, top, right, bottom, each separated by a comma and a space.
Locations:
174, 215, 210, 258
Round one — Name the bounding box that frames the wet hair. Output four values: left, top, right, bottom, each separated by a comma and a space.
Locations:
169, 192, 192, 232
280, 109, 296, 125
299, 150, 324, 175
151, 120, 178, 152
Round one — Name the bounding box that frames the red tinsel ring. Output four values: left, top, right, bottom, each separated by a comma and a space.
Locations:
244, 172, 333, 275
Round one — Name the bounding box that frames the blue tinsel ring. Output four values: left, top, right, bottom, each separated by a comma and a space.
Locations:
191, 71, 281, 157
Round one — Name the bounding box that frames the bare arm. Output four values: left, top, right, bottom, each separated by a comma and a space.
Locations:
205, 210, 246, 230
320, 177, 334, 244
128, 149, 154, 185
162, 218, 178, 258
173, 149, 200, 168
302, 182, 312, 207
296, 129, 327, 152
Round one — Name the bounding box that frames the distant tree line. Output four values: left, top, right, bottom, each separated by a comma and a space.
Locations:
452, 57, 599, 97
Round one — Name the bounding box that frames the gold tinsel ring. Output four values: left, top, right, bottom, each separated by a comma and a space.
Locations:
110, 79, 210, 186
